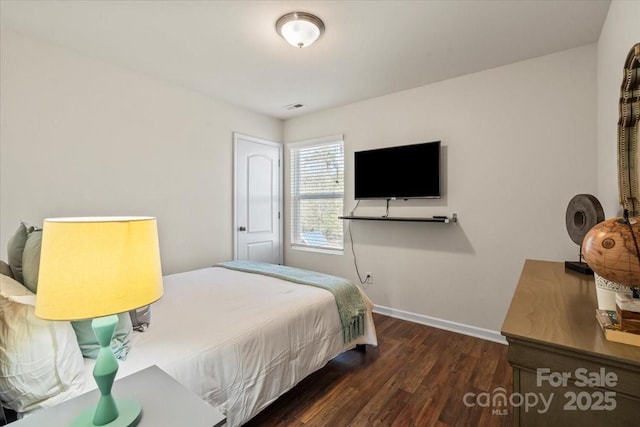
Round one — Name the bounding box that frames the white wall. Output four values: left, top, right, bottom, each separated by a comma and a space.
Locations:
283, 45, 598, 333
597, 0, 640, 217
0, 30, 282, 274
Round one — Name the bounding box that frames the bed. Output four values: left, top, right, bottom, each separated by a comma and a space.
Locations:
75, 264, 377, 426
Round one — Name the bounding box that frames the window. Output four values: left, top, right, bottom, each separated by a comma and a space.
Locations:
290, 135, 344, 252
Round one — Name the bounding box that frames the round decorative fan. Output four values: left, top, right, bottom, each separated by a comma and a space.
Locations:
565, 194, 604, 274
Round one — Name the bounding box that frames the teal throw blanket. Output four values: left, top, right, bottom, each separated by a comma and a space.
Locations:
216, 260, 366, 344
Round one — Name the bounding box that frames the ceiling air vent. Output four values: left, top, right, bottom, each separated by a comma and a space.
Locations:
283, 103, 304, 110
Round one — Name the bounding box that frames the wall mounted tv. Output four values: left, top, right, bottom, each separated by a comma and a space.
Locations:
354, 141, 441, 200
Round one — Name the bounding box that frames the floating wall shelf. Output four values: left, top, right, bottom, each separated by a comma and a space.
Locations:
338, 213, 457, 224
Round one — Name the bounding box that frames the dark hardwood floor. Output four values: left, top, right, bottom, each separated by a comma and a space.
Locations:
245, 313, 513, 427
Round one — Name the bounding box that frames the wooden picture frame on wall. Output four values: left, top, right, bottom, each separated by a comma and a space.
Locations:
618, 43, 640, 217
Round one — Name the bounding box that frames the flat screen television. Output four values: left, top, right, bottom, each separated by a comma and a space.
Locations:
354, 141, 441, 200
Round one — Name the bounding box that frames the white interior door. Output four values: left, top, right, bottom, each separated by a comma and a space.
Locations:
233, 133, 283, 264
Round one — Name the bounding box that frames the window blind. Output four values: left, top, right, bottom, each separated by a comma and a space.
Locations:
290, 138, 344, 251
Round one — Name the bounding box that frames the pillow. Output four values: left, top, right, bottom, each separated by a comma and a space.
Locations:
6, 223, 31, 284
0, 260, 13, 279
129, 305, 151, 332
21, 229, 42, 293
72, 313, 133, 360
0, 273, 32, 299
0, 275, 85, 414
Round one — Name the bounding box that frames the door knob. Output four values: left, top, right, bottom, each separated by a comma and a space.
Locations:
239, 226, 246, 231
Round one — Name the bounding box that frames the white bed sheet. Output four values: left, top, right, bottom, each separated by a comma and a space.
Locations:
80, 266, 377, 426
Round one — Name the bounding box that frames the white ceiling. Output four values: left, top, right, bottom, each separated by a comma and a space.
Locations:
0, 0, 610, 120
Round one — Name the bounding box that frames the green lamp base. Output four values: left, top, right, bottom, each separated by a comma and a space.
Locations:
73, 315, 142, 427
70, 399, 141, 427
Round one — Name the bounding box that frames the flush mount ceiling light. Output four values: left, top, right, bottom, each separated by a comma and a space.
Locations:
276, 12, 325, 48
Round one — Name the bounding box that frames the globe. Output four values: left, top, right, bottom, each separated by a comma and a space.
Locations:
583, 217, 640, 287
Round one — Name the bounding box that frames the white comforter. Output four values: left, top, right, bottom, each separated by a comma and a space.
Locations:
81, 266, 377, 426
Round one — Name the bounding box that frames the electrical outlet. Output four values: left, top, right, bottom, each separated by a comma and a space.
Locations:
365, 272, 373, 284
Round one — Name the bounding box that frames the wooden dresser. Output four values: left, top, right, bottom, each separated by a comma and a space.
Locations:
501, 259, 640, 426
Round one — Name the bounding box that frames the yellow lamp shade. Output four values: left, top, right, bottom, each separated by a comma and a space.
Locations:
582, 217, 640, 287
35, 216, 164, 321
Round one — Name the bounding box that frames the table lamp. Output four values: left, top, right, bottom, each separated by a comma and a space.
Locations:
35, 217, 163, 427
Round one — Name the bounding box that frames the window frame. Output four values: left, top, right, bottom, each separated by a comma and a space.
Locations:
289, 135, 345, 254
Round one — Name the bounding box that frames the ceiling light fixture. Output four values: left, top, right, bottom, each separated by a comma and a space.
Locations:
276, 12, 325, 48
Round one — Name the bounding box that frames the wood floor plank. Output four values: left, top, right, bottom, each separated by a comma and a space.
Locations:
245, 313, 513, 427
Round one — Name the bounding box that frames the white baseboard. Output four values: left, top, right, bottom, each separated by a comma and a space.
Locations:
373, 305, 507, 345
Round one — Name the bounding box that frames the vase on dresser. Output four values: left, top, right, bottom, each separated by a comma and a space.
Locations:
594, 272, 633, 311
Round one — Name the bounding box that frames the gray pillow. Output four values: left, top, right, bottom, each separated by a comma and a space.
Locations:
71, 313, 133, 360
22, 229, 42, 293
7, 223, 31, 284
0, 260, 14, 279
129, 305, 151, 332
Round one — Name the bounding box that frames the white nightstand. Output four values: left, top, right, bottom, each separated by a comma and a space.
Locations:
12, 365, 225, 426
